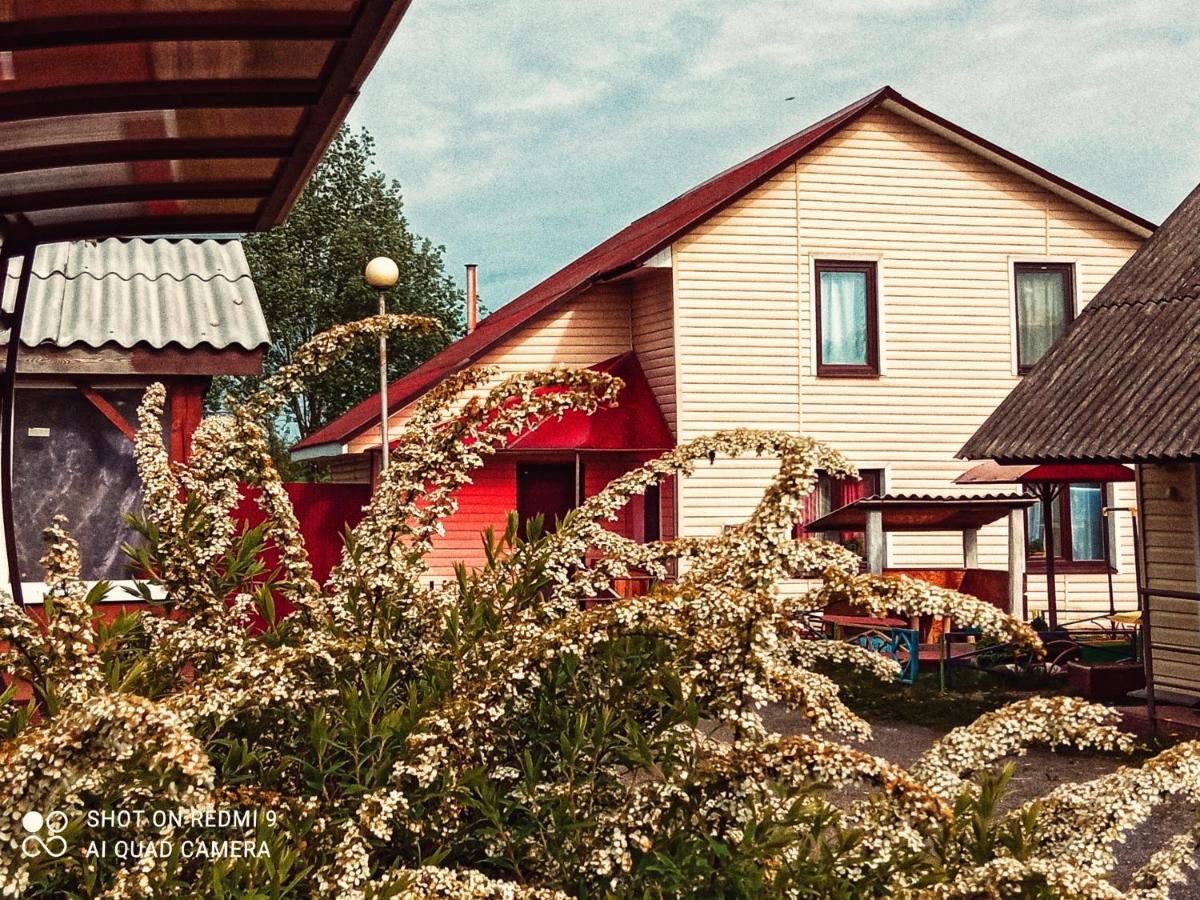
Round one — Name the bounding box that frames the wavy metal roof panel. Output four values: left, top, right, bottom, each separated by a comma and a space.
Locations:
2, 238, 269, 350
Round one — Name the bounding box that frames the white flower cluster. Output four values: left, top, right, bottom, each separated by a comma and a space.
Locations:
3, 314, 1200, 897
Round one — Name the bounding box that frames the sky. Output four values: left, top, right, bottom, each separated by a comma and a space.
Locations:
348, 0, 1200, 311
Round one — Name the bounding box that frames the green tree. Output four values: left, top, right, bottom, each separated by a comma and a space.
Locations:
214, 127, 463, 440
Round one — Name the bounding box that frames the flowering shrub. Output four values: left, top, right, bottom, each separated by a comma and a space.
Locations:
0, 314, 1197, 898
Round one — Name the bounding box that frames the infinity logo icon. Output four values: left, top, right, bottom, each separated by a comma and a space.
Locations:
20, 810, 68, 859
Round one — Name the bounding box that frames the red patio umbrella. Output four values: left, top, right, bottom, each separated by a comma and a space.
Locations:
956, 461, 1135, 628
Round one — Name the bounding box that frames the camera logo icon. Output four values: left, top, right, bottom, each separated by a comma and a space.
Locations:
20, 810, 68, 859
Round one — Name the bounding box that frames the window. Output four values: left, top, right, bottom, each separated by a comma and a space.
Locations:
796, 469, 884, 555
1026, 482, 1111, 571
815, 260, 879, 376
1014, 262, 1074, 373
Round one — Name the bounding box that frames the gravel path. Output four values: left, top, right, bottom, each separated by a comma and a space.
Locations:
761, 704, 1197, 889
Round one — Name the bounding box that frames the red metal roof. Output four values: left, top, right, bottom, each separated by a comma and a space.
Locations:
955, 461, 1136, 485
506, 352, 673, 452
295, 85, 1154, 454
804, 493, 1036, 534
0, 0, 410, 242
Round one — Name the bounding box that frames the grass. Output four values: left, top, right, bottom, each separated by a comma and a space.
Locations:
839, 667, 1054, 731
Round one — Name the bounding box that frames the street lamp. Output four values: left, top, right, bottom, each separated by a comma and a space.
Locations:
365, 256, 399, 471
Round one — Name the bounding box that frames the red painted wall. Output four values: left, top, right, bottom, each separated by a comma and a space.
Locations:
423, 453, 676, 580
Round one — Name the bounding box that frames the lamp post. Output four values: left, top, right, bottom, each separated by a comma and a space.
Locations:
365, 256, 399, 471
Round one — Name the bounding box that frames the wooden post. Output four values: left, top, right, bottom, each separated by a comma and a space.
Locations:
168, 381, 205, 463
1008, 508, 1026, 619
865, 508, 884, 574
1041, 485, 1060, 629
962, 527, 979, 568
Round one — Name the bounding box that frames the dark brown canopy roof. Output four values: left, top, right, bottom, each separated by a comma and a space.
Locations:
0, 0, 410, 242
803, 493, 1035, 534
961, 183, 1200, 464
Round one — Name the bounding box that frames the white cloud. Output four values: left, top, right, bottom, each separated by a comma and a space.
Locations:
349, 0, 1199, 307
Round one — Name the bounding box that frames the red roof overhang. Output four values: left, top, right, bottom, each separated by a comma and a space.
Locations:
383, 351, 674, 455
507, 352, 673, 452
0, 0, 410, 242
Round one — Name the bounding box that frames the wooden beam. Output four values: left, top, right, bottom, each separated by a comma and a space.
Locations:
0, 11, 353, 51
76, 384, 137, 443
168, 382, 206, 463
256, 0, 414, 229
0, 180, 273, 215
0, 79, 321, 123
0, 137, 292, 178
7, 346, 264, 377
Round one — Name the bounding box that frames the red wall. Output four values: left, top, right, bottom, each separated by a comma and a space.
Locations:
423, 454, 676, 580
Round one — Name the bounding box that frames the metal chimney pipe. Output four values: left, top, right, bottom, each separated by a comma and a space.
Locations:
465, 264, 478, 334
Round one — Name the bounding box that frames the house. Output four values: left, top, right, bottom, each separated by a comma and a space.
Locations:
963, 183, 1200, 699
293, 86, 1153, 617
0, 238, 268, 598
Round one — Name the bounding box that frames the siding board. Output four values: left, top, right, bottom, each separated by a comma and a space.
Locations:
672, 106, 1141, 612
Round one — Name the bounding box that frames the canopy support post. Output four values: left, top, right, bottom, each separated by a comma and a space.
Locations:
865, 508, 884, 574
0, 231, 35, 607
1007, 508, 1026, 619
1040, 484, 1061, 629
962, 527, 979, 569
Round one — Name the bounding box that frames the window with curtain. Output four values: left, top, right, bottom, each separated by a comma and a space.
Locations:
1014, 262, 1074, 372
816, 260, 878, 376
1026, 482, 1109, 569
795, 469, 884, 555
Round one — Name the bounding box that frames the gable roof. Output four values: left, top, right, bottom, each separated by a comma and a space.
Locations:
961, 182, 1200, 464
295, 85, 1155, 456
2, 238, 268, 351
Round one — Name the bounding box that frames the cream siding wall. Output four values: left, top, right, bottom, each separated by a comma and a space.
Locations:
1139, 463, 1200, 698
348, 284, 634, 454
672, 107, 1142, 613
630, 269, 677, 435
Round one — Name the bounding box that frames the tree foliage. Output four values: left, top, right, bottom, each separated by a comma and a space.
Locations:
217, 127, 463, 439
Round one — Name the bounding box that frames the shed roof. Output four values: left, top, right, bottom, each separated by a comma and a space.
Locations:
0, 0, 410, 241
296, 85, 1154, 456
961, 182, 1200, 464
803, 494, 1035, 534
1, 238, 268, 350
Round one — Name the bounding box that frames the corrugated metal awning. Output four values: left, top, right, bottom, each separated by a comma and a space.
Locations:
804, 493, 1036, 534
1, 238, 268, 350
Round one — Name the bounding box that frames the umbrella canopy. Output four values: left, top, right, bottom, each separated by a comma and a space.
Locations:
956, 460, 1135, 486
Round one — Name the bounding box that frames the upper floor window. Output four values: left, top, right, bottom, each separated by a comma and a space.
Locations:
1014, 262, 1074, 373
816, 260, 878, 376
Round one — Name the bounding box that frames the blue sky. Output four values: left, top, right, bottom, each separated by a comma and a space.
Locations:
348, 0, 1200, 311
